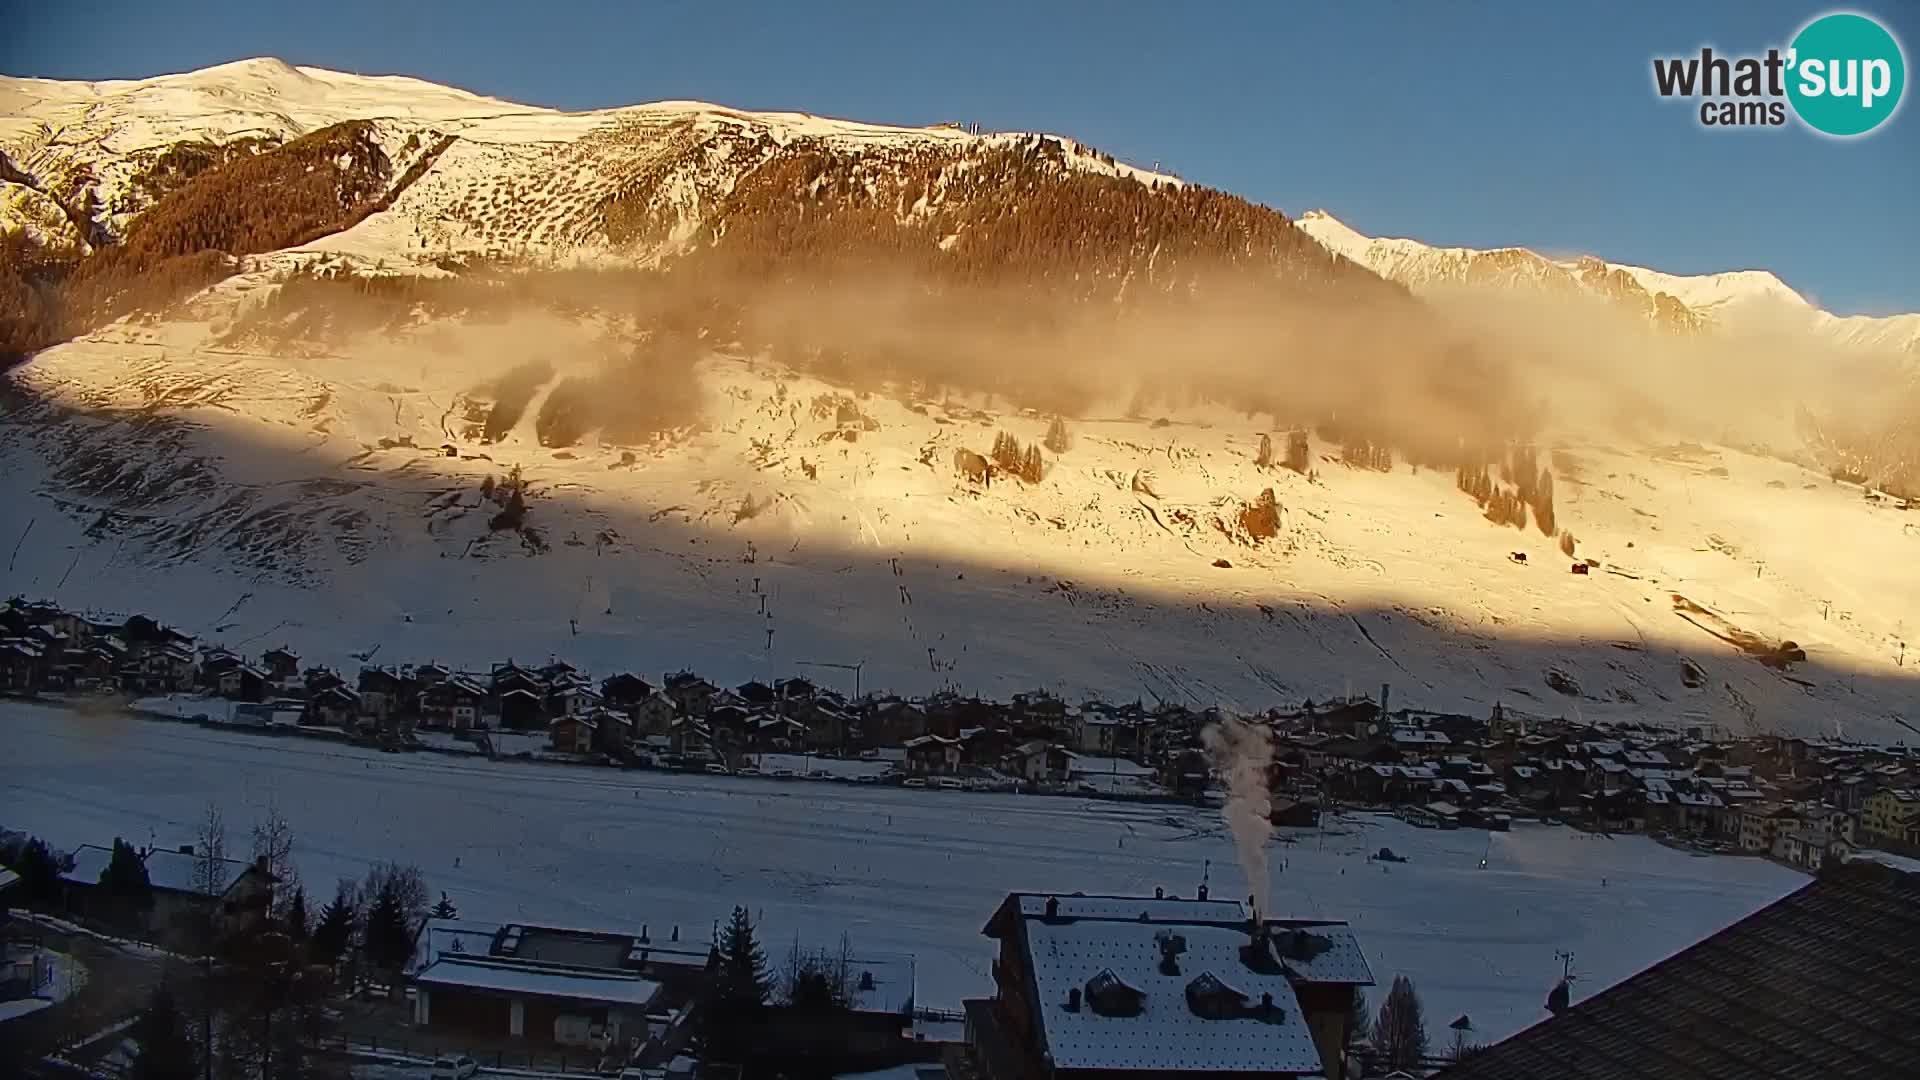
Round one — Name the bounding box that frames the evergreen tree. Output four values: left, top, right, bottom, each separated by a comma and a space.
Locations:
99, 837, 154, 920
1347, 988, 1372, 1049
716, 905, 772, 1010
283, 886, 309, 944
310, 887, 354, 965
3, 834, 68, 904
363, 879, 412, 976
1044, 416, 1072, 454
129, 985, 199, 1080
431, 891, 459, 920
1374, 974, 1429, 1069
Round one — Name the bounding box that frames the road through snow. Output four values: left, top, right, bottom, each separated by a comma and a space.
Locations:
1, 702, 1803, 1041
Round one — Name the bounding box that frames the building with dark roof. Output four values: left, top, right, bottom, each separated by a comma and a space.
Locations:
1435, 857, 1920, 1080
965, 891, 1373, 1078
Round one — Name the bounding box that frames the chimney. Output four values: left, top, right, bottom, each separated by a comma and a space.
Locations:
639, 923, 649, 943
1381, 682, 1391, 720
1154, 886, 1165, 899
253, 854, 269, 875
1065, 987, 1081, 1011
671, 925, 679, 942
1197, 883, 1209, 901
1044, 896, 1060, 919
178, 844, 194, 855
860, 970, 875, 992
1260, 991, 1275, 1016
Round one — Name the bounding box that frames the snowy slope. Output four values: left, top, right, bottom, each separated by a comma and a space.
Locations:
0, 58, 1178, 262
4, 286, 1917, 742
1299, 210, 1920, 356
2, 62, 1916, 740
2, 700, 1808, 1041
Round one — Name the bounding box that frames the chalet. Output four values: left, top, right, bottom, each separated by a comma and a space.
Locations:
1389, 727, 1451, 760
1862, 788, 1920, 845
302, 667, 346, 696
409, 917, 710, 1051
308, 685, 362, 728
630, 690, 678, 737
492, 662, 547, 698
198, 646, 242, 686
1436, 859, 1919, 1080
601, 673, 655, 710
905, 734, 962, 775
773, 676, 817, 708
668, 717, 713, 758
548, 713, 598, 755
61, 843, 276, 946
663, 672, 719, 716
421, 675, 488, 730
866, 698, 929, 745
753, 714, 807, 750
594, 708, 635, 753
261, 647, 300, 682
0, 638, 47, 692
799, 700, 850, 751
536, 659, 579, 685
358, 667, 405, 719
216, 664, 268, 703
961, 726, 1014, 768
1004, 741, 1073, 784
549, 682, 603, 719
967, 892, 1373, 1079
1736, 802, 1799, 853
734, 680, 777, 706
499, 687, 546, 730
413, 662, 452, 688
121, 641, 196, 693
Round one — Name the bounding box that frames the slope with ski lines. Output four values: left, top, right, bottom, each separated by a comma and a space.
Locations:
3, 290, 1916, 741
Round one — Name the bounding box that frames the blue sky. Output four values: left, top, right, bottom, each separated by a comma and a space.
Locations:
5, 1, 1915, 313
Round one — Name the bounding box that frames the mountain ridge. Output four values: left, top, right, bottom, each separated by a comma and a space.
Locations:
1295, 209, 1920, 355
2, 60, 1916, 743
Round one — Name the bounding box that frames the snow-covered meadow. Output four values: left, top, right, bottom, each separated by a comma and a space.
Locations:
1, 702, 1804, 1041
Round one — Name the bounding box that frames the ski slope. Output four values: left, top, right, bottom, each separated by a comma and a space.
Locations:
0, 701, 1806, 1042
5, 293, 1918, 740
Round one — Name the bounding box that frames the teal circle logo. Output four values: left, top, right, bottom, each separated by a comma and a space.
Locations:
1787, 12, 1906, 136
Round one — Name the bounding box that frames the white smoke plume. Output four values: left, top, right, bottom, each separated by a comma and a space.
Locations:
1200, 716, 1275, 918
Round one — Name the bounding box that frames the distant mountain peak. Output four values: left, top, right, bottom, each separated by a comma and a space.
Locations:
1296, 212, 1916, 354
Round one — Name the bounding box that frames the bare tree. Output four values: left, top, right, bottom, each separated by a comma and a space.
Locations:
1374, 974, 1429, 1069
192, 802, 229, 898
250, 800, 298, 917
189, 801, 227, 1080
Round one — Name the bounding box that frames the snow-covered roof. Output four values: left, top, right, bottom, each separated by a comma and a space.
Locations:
414, 956, 662, 1007
1391, 728, 1451, 745
1019, 916, 1326, 1073
62, 843, 259, 894
412, 916, 505, 972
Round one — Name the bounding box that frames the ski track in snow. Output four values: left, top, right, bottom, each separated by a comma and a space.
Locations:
0, 701, 1804, 1042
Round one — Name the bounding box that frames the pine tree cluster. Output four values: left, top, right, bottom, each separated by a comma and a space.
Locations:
990, 430, 1044, 483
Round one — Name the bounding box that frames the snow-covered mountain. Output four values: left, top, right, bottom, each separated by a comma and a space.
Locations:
1296, 210, 1920, 355
0, 57, 1180, 265
3, 60, 1916, 743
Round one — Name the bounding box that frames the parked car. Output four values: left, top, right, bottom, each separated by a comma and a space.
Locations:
430, 1056, 478, 1080
935, 778, 966, 790
854, 774, 880, 784
902, 777, 929, 789
703, 763, 731, 776
735, 763, 761, 776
